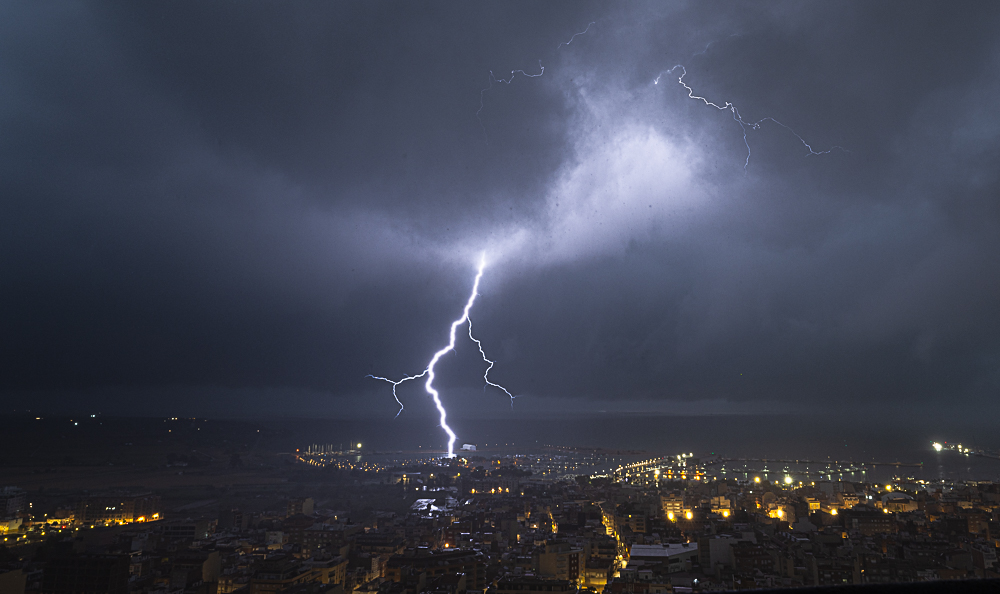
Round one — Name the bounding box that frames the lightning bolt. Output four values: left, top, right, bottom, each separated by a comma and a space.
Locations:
368, 253, 514, 457
476, 61, 544, 142
557, 21, 595, 49
655, 65, 845, 172
476, 21, 595, 141
692, 33, 742, 57
365, 370, 425, 419
468, 318, 516, 407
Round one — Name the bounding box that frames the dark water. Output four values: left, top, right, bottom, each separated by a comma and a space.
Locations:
263, 413, 1000, 482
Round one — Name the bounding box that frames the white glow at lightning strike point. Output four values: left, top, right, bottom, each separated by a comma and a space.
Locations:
369, 253, 513, 458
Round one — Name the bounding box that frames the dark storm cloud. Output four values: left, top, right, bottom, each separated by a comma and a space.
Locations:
1, 1, 999, 419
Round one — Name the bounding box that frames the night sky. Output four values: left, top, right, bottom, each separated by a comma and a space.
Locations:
2, 2, 998, 421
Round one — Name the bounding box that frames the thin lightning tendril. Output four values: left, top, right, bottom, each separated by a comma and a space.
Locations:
477, 61, 544, 142
476, 20, 594, 141
692, 33, 741, 57
655, 65, 845, 172
368, 253, 513, 457
365, 370, 425, 419
557, 22, 595, 49
468, 318, 516, 408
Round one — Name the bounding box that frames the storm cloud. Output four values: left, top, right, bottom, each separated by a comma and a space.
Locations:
1, 1, 998, 421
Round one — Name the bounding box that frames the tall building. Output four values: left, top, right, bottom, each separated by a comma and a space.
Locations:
74, 492, 160, 526
288, 498, 315, 517
219, 508, 249, 531
661, 492, 684, 520
535, 541, 583, 583
0, 487, 25, 520
385, 550, 485, 591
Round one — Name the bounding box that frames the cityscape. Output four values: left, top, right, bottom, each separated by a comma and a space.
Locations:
2, 417, 1000, 593
3, 2, 1000, 594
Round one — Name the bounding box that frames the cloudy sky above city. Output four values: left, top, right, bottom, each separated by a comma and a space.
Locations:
2, 2, 998, 420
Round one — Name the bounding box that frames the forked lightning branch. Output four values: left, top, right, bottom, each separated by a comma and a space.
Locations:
368, 253, 514, 458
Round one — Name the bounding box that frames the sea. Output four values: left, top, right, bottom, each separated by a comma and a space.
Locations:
263, 413, 1000, 484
